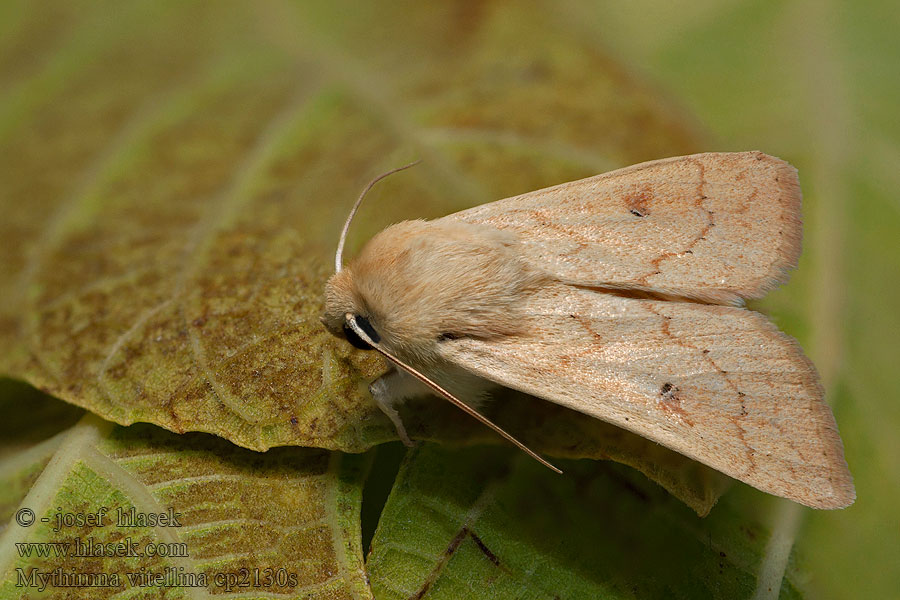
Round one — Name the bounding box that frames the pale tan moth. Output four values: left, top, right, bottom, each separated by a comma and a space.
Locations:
322, 152, 855, 509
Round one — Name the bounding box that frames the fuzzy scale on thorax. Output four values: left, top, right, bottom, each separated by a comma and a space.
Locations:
324, 220, 548, 363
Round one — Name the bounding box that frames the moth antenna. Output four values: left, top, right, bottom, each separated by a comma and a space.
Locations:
345, 314, 562, 474
335, 160, 422, 273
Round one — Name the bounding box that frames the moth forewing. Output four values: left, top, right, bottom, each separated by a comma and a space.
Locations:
443, 151, 803, 305
437, 283, 854, 509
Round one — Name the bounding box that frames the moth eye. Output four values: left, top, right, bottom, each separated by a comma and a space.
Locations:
343, 315, 380, 350
436, 332, 458, 342
342, 322, 371, 350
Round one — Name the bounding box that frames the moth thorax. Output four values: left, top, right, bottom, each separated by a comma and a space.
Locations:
348, 219, 546, 354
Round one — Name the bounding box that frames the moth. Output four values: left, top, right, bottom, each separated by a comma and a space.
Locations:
321, 152, 855, 509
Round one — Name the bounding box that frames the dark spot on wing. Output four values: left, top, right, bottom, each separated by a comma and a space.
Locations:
657, 382, 694, 425
660, 382, 678, 401
625, 185, 652, 217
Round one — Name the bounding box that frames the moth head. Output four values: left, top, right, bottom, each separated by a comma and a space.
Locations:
321, 161, 422, 352
321, 161, 545, 359
323, 219, 546, 360
322, 268, 377, 350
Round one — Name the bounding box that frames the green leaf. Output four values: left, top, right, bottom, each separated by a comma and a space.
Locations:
0, 1, 724, 511
400, 391, 730, 517
367, 444, 803, 599
0, 382, 372, 599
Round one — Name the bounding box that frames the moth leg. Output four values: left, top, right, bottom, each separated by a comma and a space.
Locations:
369, 367, 426, 447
